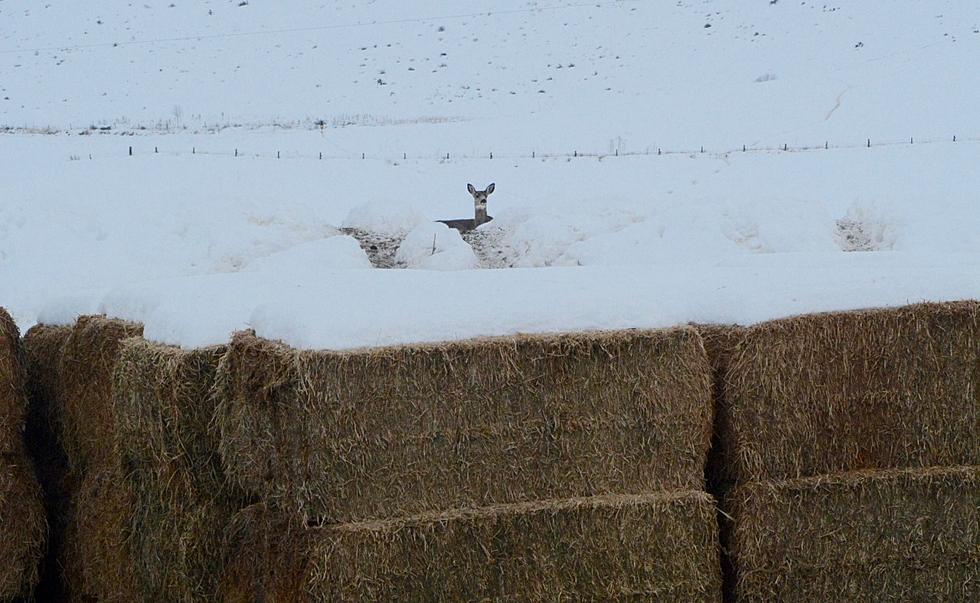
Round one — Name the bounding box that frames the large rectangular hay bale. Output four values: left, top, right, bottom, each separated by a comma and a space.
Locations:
0, 308, 28, 454
113, 339, 249, 602
222, 490, 722, 602
218, 327, 713, 521
0, 455, 47, 601
724, 301, 979, 482
730, 466, 979, 602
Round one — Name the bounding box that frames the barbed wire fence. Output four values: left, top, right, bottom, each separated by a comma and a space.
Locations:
76, 132, 979, 163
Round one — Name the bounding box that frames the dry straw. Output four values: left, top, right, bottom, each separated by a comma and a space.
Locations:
222, 491, 723, 602
22, 324, 74, 601
113, 339, 249, 601
58, 315, 143, 474
724, 301, 979, 483
217, 327, 714, 522
25, 317, 144, 601
0, 307, 28, 453
730, 466, 979, 602
0, 456, 47, 600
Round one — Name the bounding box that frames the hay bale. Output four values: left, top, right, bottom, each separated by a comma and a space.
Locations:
62, 464, 140, 603
730, 466, 979, 602
0, 455, 47, 601
725, 301, 979, 482
59, 315, 143, 473
113, 339, 249, 602
222, 490, 722, 602
217, 327, 713, 522
22, 324, 73, 601
0, 307, 28, 454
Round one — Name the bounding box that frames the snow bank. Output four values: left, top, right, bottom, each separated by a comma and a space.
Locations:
243, 235, 371, 273
395, 223, 478, 270
342, 201, 428, 237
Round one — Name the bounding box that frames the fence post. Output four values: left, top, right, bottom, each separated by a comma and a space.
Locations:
362, 152, 366, 159
319, 152, 322, 160
532, 151, 535, 158
953, 135, 957, 142
615, 148, 618, 156
867, 138, 870, 148
235, 149, 238, 157
574, 150, 577, 157
193, 147, 195, 154
658, 148, 661, 155
743, 144, 746, 152
825, 141, 828, 149
129, 146, 132, 156
277, 151, 280, 159
910, 137, 914, 144
700, 146, 704, 153
155, 146, 158, 153
490, 152, 493, 159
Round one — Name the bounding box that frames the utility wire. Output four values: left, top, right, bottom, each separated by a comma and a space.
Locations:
0, 1, 639, 55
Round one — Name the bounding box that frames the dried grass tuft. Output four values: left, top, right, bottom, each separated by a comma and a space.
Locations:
0, 455, 48, 601
724, 301, 979, 482
222, 491, 723, 602
730, 466, 979, 602
113, 338, 249, 601
217, 327, 714, 522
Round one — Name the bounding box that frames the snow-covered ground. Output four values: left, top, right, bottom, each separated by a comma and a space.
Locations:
1, 1, 978, 349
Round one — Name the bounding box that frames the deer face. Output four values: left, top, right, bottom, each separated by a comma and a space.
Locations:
467, 182, 495, 211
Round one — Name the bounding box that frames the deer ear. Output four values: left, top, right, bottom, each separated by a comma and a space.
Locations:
467, 183, 476, 195
486, 183, 495, 194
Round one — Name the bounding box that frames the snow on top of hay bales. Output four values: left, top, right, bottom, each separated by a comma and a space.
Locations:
216, 327, 713, 522
28, 251, 980, 350
221, 491, 722, 602
729, 466, 979, 602
721, 301, 979, 483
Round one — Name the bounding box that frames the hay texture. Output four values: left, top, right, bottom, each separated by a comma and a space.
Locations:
0, 455, 47, 601
62, 464, 140, 603
59, 315, 143, 473
22, 324, 73, 601
724, 301, 979, 483
217, 327, 713, 522
113, 339, 248, 602
0, 307, 28, 454
222, 490, 722, 602
731, 466, 979, 602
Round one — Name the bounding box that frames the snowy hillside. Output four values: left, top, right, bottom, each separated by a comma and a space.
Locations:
1, 1, 978, 348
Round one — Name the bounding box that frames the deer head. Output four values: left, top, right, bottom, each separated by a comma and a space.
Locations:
467, 182, 495, 225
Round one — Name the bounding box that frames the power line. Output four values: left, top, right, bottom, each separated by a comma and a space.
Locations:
0, 1, 638, 55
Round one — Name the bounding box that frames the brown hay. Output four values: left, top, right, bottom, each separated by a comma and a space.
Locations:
730, 466, 979, 602
0, 454, 47, 601
0, 307, 28, 454
222, 490, 723, 602
113, 339, 250, 601
22, 324, 74, 601
59, 315, 143, 474
217, 327, 714, 522
62, 463, 140, 603
724, 301, 979, 483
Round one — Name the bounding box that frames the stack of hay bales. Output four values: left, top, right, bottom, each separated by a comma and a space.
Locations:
25, 316, 145, 601
720, 302, 979, 601
0, 308, 47, 601
217, 328, 723, 600
23, 316, 245, 601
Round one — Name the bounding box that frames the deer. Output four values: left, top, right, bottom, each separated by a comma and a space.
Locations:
438, 183, 495, 232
